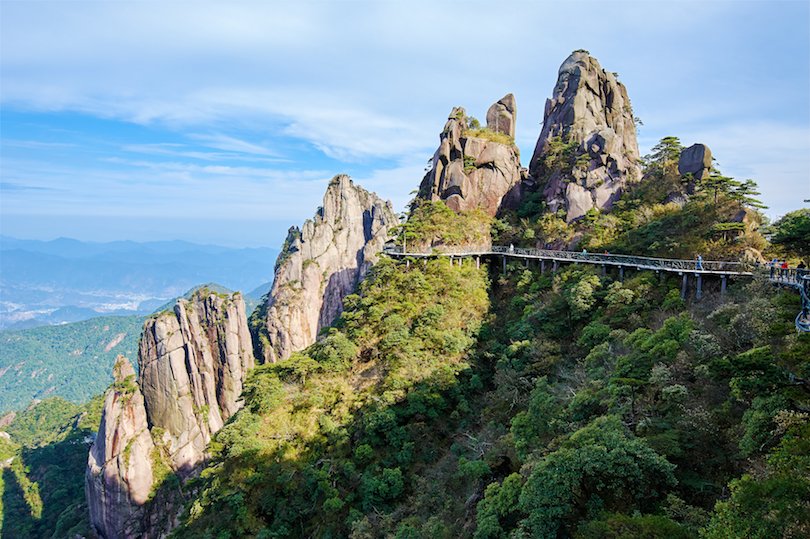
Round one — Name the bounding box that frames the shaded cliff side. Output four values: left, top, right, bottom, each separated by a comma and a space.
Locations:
253, 175, 396, 363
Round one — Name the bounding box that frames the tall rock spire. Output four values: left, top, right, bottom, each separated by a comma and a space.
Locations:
254, 175, 396, 363
529, 50, 641, 221
86, 356, 155, 539
418, 95, 524, 216
86, 290, 254, 538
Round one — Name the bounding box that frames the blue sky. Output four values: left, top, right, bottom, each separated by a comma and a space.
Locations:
1, 0, 808, 248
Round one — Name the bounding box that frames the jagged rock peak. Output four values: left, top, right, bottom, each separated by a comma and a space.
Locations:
486, 93, 517, 138
138, 289, 254, 476
418, 98, 524, 216
86, 356, 155, 539
255, 174, 396, 363
529, 50, 641, 221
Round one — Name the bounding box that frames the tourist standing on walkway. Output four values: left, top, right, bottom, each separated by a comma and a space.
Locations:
769, 258, 778, 278
780, 260, 789, 279
696, 255, 703, 271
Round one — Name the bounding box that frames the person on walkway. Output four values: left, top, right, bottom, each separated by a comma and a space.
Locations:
582, 248, 588, 255
797, 260, 806, 281
696, 254, 703, 271
509, 243, 514, 253
781, 259, 789, 280
769, 258, 778, 279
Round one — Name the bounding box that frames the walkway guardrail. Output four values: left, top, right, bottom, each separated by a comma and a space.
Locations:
384, 245, 749, 274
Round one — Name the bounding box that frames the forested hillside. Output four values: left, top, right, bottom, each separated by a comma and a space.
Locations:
0, 316, 142, 413
0, 397, 103, 538
165, 155, 809, 537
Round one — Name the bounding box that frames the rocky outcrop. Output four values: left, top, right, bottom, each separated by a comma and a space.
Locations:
256, 175, 396, 363
678, 143, 712, 180
528, 50, 641, 221
486, 93, 517, 138
418, 98, 524, 216
678, 143, 712, 194
86, 356, 155, 539
87, 290, 254, 538
138, 290, 254, 475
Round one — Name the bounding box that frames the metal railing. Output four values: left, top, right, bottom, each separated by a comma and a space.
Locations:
384, 245, 747, 273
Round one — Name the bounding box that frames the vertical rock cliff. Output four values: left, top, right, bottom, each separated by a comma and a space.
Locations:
87, 290, 254, 538
418, 95, 524, 216
528, 50, 641, 221
86, 356, 155, 539
255, 175, 396, 363
138, 290, 254, 475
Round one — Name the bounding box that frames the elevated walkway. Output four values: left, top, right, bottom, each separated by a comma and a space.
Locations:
383, 245, 809, 332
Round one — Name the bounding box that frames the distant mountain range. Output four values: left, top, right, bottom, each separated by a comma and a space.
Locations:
0, 236, 278, 329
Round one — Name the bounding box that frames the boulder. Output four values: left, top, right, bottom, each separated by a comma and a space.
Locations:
486, 93, 517, 138
678, 143, 712, 193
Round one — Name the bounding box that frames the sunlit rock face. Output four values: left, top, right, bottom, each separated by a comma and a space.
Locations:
138, 291, 254, 475
418, 95, 524, 217
86, 356, 155, 539
256, 175, 397, 363
529, 51, 641, 221
86, 290, 254, 538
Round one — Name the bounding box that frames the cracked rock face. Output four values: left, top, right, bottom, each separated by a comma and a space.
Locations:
86, 356, 155, 539
256, 175, 396, 363
87, 291, 254, 538
418, 97, 524, 216
138, 291, 254, 475
529, 51, 641, 221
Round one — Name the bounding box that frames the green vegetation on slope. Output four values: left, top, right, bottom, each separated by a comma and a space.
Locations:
174, 256, 489, 538
498, 136, 768, 261
0, 396, 103, 538
163, 134, 809, 538
396, 200, 492, 250
0, 315, 143, 413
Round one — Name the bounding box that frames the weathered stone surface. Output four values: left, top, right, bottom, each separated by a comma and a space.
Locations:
257, 175, 396, 363
86, 356, 155, 539
138, 291, 254, 475
418, 101, 523, 216
529, 51, 641, 221
486, 93, 517, 138
678, 143, 712, 187
87, 291, 254, 538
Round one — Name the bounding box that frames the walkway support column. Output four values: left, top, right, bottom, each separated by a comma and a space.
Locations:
502, 256, 507, 275
696, 273, 703, 300
619, 266, 625, 282
553, 260, 558, 273
476, 256, 480, 269
721, 274, 727, 296
541, 260, 545, 275
681, 273, 688, 300
601, 264, 606, 277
